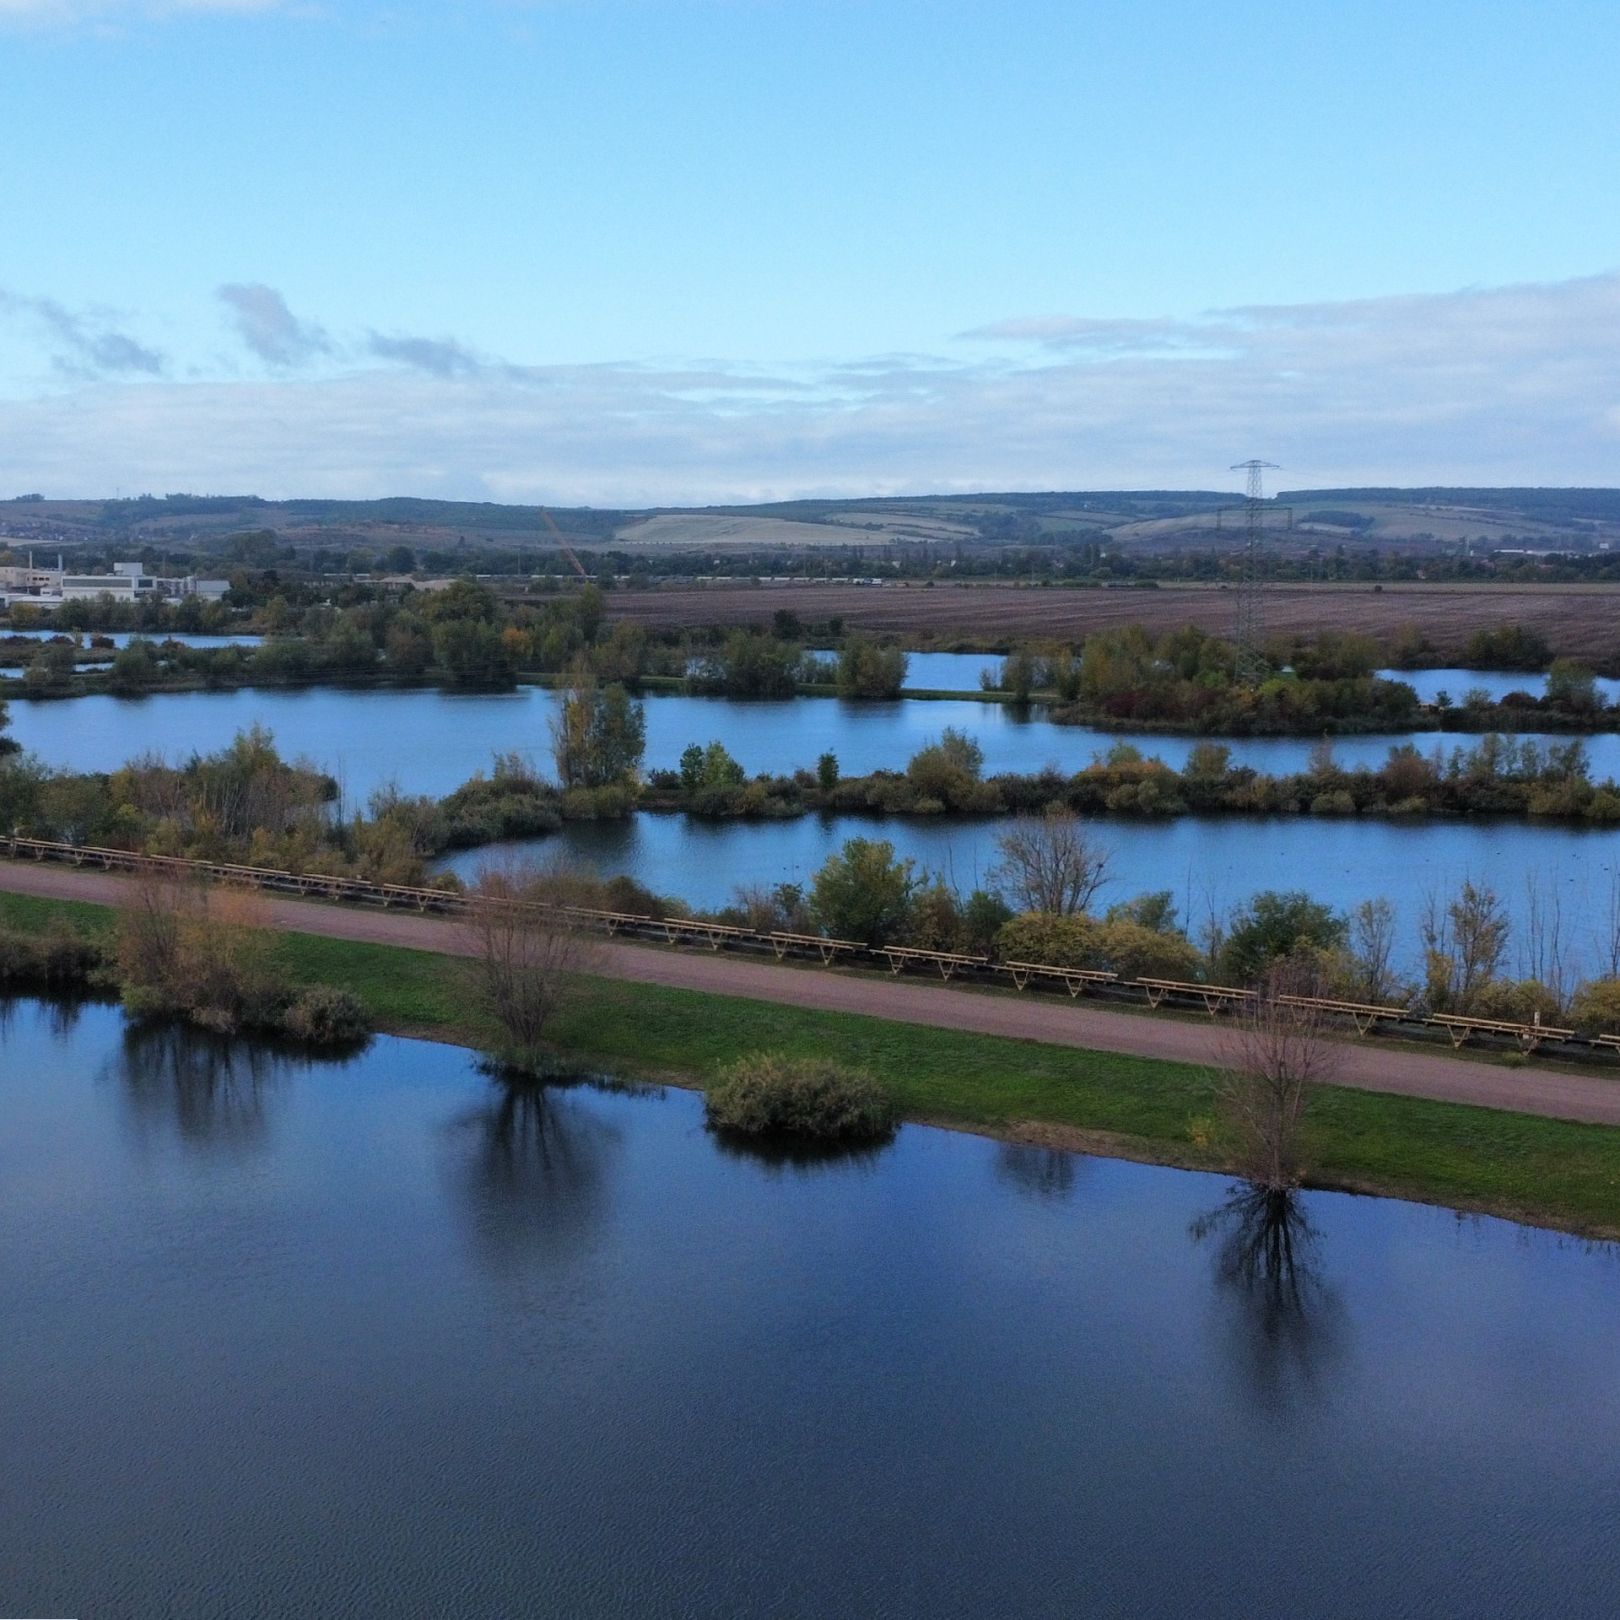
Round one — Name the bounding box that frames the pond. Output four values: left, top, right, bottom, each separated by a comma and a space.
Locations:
11, 684, 1620, 807
1380, 667, 1620, 705
2, 999, 1616, 1618
439, 809, 1619, 974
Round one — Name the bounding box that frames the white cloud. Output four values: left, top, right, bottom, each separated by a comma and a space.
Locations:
2, 271, 1618, 502
0, 0, 287, 20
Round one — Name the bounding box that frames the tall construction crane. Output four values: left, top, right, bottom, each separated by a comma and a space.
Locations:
539, 506, 589, 581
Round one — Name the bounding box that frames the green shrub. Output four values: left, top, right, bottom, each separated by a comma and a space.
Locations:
706, 1052, 897, 1144
994, 912, 1101, 967
1470, 978, 1564, 1027
0, 921, 110, 992
1092, 919, 1202, 982
1570, 979, 1620, 1035
278, 985, 373, 1048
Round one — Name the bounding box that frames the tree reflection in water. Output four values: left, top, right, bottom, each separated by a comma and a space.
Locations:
1190, 1183, 1348, 1412
0, 993, 90, 1043
444, 1076, 633, 1275
994, 1141, 1082, 1202
107, 1019, 293, 1154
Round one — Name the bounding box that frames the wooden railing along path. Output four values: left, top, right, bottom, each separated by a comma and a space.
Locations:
1, 835, 1607, 1061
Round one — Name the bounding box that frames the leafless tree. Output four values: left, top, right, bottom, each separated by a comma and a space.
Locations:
1520, 875, 1570, 1008
1348, 898, 1398, 1003
464, 862, 599, 1073
989, 808, 1110, 915
1219, 960, 1342, 1191
1598, 871, 1620, 983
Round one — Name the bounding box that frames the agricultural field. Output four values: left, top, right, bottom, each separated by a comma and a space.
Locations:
598, 579, 1620, 658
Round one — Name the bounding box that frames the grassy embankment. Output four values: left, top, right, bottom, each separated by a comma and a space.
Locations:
4, 887, 1620, 1238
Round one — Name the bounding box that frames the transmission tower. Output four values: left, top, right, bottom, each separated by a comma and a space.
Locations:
1230, 458, 1279, 684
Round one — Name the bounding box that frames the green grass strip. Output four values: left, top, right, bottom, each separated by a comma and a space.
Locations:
6, 889, 1620, 1236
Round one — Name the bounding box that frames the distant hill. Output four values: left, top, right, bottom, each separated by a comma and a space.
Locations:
2, 487, 1617, 558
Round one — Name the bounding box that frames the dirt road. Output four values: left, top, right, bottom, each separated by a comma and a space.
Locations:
7, 859, 1620, 1128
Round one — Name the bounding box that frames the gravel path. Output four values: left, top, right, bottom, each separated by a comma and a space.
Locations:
7, 860, 1620, 1127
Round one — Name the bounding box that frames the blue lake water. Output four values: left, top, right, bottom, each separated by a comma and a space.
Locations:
11, 684, 1620, 805
2, 999, 1617, 1618
441, 810, 1618, 975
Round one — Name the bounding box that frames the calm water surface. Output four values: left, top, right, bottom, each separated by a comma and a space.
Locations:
443, 811, 1619, 973
13, 684, 1620, 803
2, 999, 1617, 1618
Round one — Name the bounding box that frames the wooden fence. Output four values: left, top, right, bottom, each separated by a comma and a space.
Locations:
1, 835, 1606, 1060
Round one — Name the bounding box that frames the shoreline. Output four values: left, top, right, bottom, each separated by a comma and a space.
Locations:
6, 873, 1620, 1243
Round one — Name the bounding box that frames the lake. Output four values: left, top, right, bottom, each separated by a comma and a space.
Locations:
11, 683, 1620, 805
440, 809, 1619, 974
2, 999, 1617, 1618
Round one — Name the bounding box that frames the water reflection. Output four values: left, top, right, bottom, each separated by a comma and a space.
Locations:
1191, 1184, 1347, 1412
708, 1127, 894, 1178
0, 992, 91, 1043
443, 1077, 626, 1274
994, 1140, 1083, 1202
106, 1019, 291, 1154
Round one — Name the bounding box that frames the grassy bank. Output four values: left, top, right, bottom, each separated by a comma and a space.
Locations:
4, 888, 1620, 1238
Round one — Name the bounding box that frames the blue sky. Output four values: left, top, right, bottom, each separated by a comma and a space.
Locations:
2, 0, 1618, 502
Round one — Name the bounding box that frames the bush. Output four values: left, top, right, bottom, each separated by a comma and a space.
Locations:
0, 921, 110, 992
706, 1052, 897, 1143
1571, 979, 1620, 1035
1091, 919, 1202, 982
278, 985, 372, 1048
1471, 978, 1564, 1027
994, 912, 1101, 967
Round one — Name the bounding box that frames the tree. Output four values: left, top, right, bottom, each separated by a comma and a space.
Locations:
905, 727, 985, 806
464, 863, 598, 1073
810, 838, 916, 945
989, 809, 1109, 915
836, 635, 908, 698
816, 751, 839, 791
1219, 892, 1346, 985
432, 619, 514, 688
679, 739, 744, 794
1420, 880, 1509, 1010
108, 638, 160, 695
1348, 898, 1398, 1003
551, 671, 646, 789
1546, 658, 1599, 714
1220, 960, 1341, 1190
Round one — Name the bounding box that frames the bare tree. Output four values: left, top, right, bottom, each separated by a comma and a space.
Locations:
989, 808, 1110, 915
1348, 898, 1398, 1003
1521, 874, 1570, 1008
1598, 871, 1620, 983
1219, 960, 1342, 1191
464, 862, 599, 1073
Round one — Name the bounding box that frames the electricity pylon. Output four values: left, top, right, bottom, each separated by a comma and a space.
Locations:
1231, 459, 1279, 685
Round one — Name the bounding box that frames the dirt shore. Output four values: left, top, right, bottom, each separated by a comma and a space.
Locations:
6, 859, 1620, 1128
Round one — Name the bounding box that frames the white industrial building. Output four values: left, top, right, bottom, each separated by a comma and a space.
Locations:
0, 558, 231, 609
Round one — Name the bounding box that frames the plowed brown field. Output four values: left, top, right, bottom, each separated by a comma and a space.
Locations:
597, 581, 1620, 657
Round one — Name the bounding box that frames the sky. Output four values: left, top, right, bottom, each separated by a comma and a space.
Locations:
2, 0, 1618, 504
